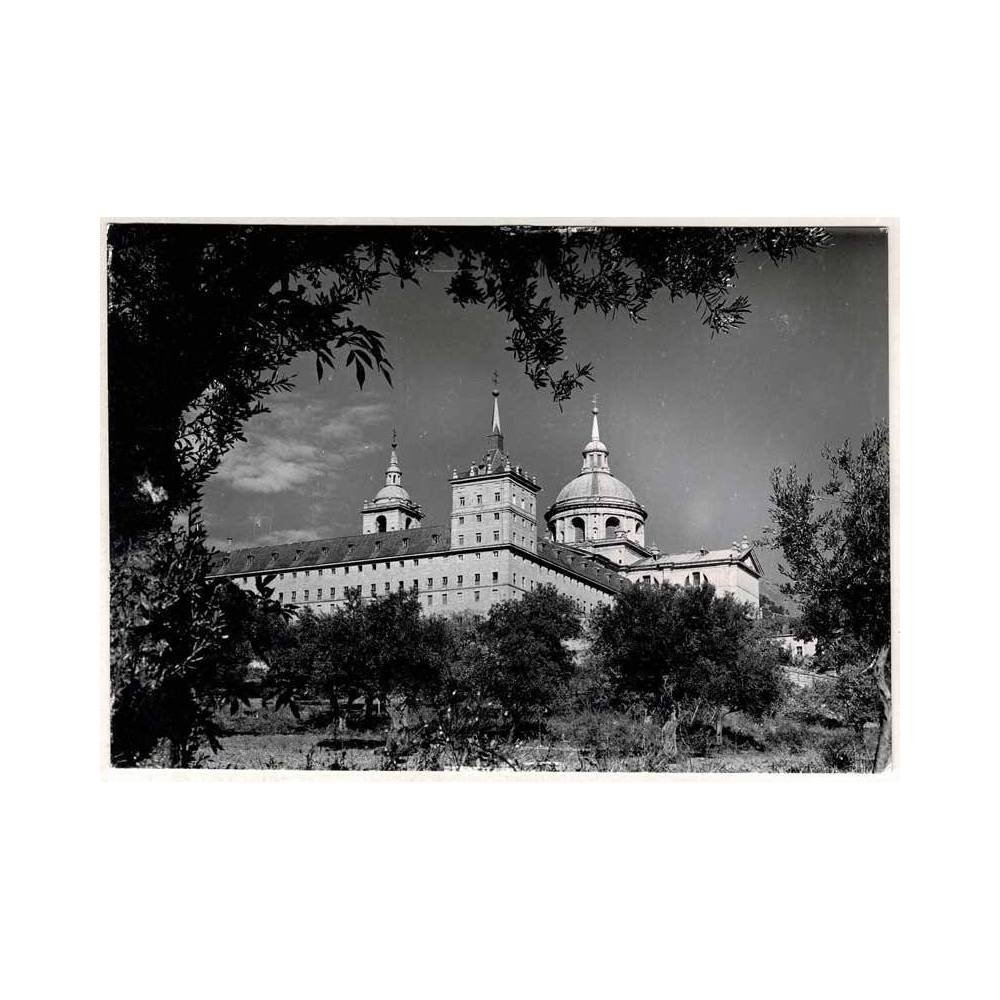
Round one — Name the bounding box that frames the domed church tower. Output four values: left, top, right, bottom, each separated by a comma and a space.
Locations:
361, 429, 424, 533
545, 397, 649, 566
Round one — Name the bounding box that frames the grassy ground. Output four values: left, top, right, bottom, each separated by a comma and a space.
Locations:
197, 697, 875, 772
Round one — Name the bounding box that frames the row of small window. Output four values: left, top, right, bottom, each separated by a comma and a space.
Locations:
426, 591, 488, 606
457, 512, 501, 525
280, 572, 504, 602
456, 531, 533, 548
638, 572, 705, 586
458, 532, 496, 544
457, 490, 534, 512
279, 558, 432, 580
282, 588, 488, 605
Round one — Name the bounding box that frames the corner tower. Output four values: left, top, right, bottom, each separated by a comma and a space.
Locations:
361, 429, 424, 533
545, 397, 648, 565
449, 379, 541, 553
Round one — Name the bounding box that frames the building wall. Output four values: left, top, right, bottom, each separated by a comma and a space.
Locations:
219, 544, 616, 618
623, 561, 760, 609
775, 635, 817, 659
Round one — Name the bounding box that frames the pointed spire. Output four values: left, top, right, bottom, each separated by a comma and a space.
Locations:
487, 372, 505, 454
581, 393, 610, 472
385, 427, 401, 483
491, 370, 502, 434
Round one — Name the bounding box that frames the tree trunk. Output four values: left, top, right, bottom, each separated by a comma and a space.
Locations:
715, 711, 727, 748
661, 709, 679, 758
873, 645, 891, 772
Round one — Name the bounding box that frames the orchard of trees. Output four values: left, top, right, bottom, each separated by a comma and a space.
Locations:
113, 579, 795, 770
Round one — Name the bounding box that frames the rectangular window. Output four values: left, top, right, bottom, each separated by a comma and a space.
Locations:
494, 512, 500, 520
384, 582, 390, 593
476, 514, 482, 523
442, 594, 448, 605
292, 571, 297, 579
493, 550, 499, 557
317, 588, 323, 599
474, 573, 481, 584
458, 534, 464, 545
493, 531, 500, 542
384, 561, 390, 569
457, 574, 463, 585
476, 494, 482, 504
291, 591, 297, 601
413, 559, 419, 566
475, 533, 482, 543
370, 584, 376, 596
459, 496, 466, 507
427, 577, 433, 588
278, 592, 284, 602
413, 579, 419, 590
442, 576, 448, 586
427, 595, 433, 606
492, 572, 498, 583
459, 516, 465, 525
474, 591, 480, 601
457, 591, 463, 600
494, 491, 501, 502
344, 565, 349, 574
304, 589, 310, 600
398, 580, 404, 591
305, 570, 310, 577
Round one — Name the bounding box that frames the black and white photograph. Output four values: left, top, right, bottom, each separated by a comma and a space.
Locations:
107, 223, 891, 772
10, 5, 1000, 998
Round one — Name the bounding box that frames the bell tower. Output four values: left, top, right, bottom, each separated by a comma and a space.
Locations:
448, 378, 541, 552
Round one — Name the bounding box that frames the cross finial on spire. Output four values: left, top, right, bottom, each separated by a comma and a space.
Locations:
592, 392, 599, 413
391, 426, 397, 449
492, 370, 499, 396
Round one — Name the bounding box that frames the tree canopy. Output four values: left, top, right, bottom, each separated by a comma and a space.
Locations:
590, 581, 785, 727
768, 420, 890, 654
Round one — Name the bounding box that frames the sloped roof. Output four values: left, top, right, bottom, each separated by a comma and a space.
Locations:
209, 528, 624, 593
209, 526, 451, 577
535, 538, 626, 593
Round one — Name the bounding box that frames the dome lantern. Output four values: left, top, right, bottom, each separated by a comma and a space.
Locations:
360, 428, 424, 533
544, 396, 648, 562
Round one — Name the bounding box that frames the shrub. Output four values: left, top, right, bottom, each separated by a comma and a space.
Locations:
819, 730, 860, 772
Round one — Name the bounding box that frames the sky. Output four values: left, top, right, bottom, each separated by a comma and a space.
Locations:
201, 227, 888, 583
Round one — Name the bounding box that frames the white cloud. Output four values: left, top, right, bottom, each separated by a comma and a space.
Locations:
213, 399, 391, 495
